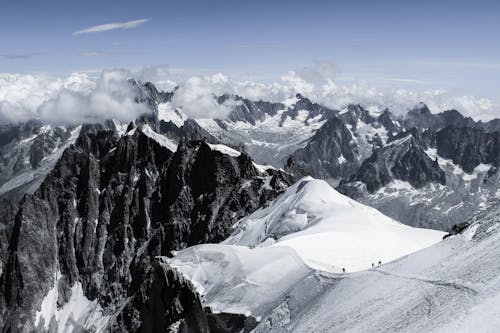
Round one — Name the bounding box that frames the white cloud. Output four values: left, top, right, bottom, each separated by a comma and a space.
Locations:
73, 19, 150, 35
0, 70, 149, 124
79, 51, 110, 57
136, 63, 498, 121
170, 74, 241, 119
0, 64, 498, 125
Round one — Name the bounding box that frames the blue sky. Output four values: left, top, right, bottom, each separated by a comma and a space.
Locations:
1, 0, 499, 100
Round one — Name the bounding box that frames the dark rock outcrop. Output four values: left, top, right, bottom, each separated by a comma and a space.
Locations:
436, 127, 500, 173
285, 117, 359, 182
341, 134, 445, 193
0, 126, 292, 331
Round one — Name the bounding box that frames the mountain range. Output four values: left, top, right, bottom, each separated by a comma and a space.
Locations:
1, 80, 500, 332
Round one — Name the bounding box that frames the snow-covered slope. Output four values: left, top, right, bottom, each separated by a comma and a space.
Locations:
253, 208, 500, 332
166, 245, 311, 320
0, 124, 82, 198
196, 95, 331, 166
224, 177, 444, 273
166, 177, 444, 324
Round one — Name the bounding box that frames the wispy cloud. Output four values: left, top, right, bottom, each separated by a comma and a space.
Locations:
225, 43, 281, 49
73, 18, 150, 35
409, 61, 500, 70
384, 78, 425, 84
79, 51, 110, 57
0, 52, 40, 59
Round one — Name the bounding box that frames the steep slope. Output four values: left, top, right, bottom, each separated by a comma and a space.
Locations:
196, 94, 334, 166
339, 127, 500, 231
224, 177, 444, 272
340, 132, 445, 193
285, 117, 359, 184
0, 126, 293, 332
254, 205, 500, 332
0, 121, 83, 200
165, 177, 444, 326
285, 104, 402, 183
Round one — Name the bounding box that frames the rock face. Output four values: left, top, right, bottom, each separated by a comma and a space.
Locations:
285, 117, 359, 183
0, 120, 81, 200
112, 257, 256, 333
285, 105, 403, 184
196, 94, 335, 166
436, 126, 500, 173
0, 126, 292, 332
342, 133, 445, 193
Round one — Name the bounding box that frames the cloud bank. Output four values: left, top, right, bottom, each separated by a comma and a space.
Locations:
136, 64, 498, 121
73, 19, 150, 35
0, 70, 149, 124
0, 64, 498, 125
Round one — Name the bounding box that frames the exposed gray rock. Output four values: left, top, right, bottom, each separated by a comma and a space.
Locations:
0, 125, 292, 331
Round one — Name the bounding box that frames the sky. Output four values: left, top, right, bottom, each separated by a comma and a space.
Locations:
0, 0, 499, 122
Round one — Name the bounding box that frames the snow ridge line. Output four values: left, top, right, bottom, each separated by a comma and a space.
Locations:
373, 269, 478, 295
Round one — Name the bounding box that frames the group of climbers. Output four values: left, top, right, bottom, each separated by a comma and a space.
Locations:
341, 261, 382, 274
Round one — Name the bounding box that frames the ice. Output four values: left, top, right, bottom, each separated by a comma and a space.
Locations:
266, 213, 500, 332
167, 176, 445, 324
166, 244, 311, 319
141, 124, 178, 152
252, 162, 276, 174
157, 102, 186, 127
206, 143, 241, 157
0, 125, 82, 196
35, 271, 110, 332
224, 177, 445, 273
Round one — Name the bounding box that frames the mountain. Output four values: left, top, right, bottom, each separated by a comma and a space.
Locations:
0, 120, 83, 200
251, 206, 500, 332
165, 177, 444, 325
338, 126, 500, 231
3, 79, 500, 331
285, 105, 402, 184
195, 94, 335, 166
0, 123, 293, 331
166, 180, 500, 333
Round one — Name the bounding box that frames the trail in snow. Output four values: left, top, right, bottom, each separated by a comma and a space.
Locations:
373, 269, 478, 295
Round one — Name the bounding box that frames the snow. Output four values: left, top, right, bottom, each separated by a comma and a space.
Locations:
206, 143, 241, 157
196, 106, 326, 167
35, 271, 110, 332
35, 271, 59, 329
157, 102, 186, 127
282, 96, 299, 108
339, 107, 350, 115
141, 124, 178, 152
126, 126, 136, 136
0, 125, 82, 196
262, 211, 500, 332
166, 177, 445, 323
425, 148, 491, 182
112, 120, 128, 136
253, 162, 276, 174
224, 177, 445, 273
166, 244, 311, 320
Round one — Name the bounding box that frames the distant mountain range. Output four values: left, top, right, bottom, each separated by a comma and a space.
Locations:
2, 80, 500, 332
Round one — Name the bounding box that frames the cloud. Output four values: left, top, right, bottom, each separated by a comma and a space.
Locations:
408, 61, 500, 70
73, 18, 150, 35
0, 70, 149, 124
0, 64, 498, 125
224, 43, 281, 49
170, 74, 241, 119
0, 52, 40, 59
79, 51, 110, 57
